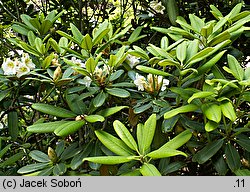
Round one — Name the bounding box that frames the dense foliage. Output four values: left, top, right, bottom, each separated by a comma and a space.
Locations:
0, 0, 249, 176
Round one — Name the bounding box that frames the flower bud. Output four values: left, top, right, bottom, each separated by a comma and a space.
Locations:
48, 147, 57, 163
53, 66, 62, 81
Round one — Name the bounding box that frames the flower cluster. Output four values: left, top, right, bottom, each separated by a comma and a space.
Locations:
71, 57, 85, 68
149, 1, 166, 16
134, 73, 169, 93
1, 52, 35, 78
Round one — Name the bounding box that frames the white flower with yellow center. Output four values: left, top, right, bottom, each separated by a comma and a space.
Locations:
2, 58, 17, 75
21, 53, 36, 69
134, 73, 146, 91
16, 61, 30, 78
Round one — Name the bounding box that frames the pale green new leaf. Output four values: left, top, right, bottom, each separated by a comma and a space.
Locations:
176, 41, 187, 64
188, 91, 215, 103
147, 148, 187, 159
164, 104, 198, 119
140, 163, 161, 176
227, 54, 244, 81
83, 156, 136, 165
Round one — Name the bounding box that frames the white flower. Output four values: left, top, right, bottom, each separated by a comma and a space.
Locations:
16, 61, 30, 78
149, 1, 165, 14
21, 53, 35, 69
134, 73, 146, 91
2, 58, 17, 75
71, 57, 85, 68
161, 78, 170, 91
126, 55, 140, 68
82, 76, 92, 87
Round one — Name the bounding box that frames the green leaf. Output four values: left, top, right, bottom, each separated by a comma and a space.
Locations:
205, 120, 218, 132
32, 103, 76, 118
137, 123, 144, 154
188, 91, 215, 103
128, 26, 143, 43
140, 163, 161, 176
236, 135, 250, 152
113, 120, 138, 151
8, 111, 18, 140
157, 130, 192, 150
164, 104, 198, 119
136, 65, 172, 77
141, 114, 157, 155
109, 69, 124, 81
83, 156, 135, 165
208, 31, 231, 47
84, 115, 105, 123
17, 163, 49, 174
186, 39, 199, 61
70, 23, 83, 43
158, 59, 181, 69
185, 47, 215, 68
95, 130, 135, 156
134, 103, 152, 114
27, 121, 69, 133
161, 36, 169, 49
0, 152, 24, 168
53, 163, 67, 176
66, 94, 87, 115
97, 106, 128, 117
227, 54, 244, 81
189, 14, 205, 32
40, 20, 52, 35
81, 34, 93, 51
0, 89, 10, 102
225, 143, 241, 172
27, 31, 36, 47
24, 167, 53, 176
192, 139, 224, 164
129, 45, 149, 60
93, 91, 107, 107
213, 156, 228, 176
202, 103, 221, 123
176, 41, 187, 64
106, 88, 130, 98
235, 169, 250, 176
29, 150, 50, 162
93, 28, 110, 46
20, 14, 37, 31
54, 120, 86, 137
85, 57, 97, 73
147, 148, 187, 159
0, 144, 12, 159
220, 101, 237, 121
162, 161, 186, 175
11, 24, 30, 35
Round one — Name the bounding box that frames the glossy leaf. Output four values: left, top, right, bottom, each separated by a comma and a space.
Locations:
220, 101, 237, 121
83, 156, 136, 165
225, 143, 241, 172
188, 91, 215, 103
85, 57, 97, 73
17, 163, 49, 174
227, 54, 244, 81
192, 139, 224, 164
106, 88, 130, 98
136, 65, 171, 77
176, 41, 187, 64
147, 148, 187, 159
29, 150, 50, 163
164, 104, 198, 119
236, 135, 250, 152
54, 120, 86, 137
202, 103, 221, 123
84, 115, 105, 123
113, 120, 138, 151
97, 106, 128, 117
0, 152, 24, 168
186, 39, 199, 61
140, 163, 161, 176
109, 69, 124, 81
235, 169, 250, 176
0, 144, 12, 159
81, 34, 93, 51
95, 130, 135, 156
205, 120, 218, 132
70, 23, 83, 43
53, 163, 67, 176
27, 121, 69, 133
32, 103, 76, 118
93, 91, 107, 107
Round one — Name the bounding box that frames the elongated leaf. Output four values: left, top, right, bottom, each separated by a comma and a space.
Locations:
81, 34, 93, 51
95, 130, 135, 156
0, 152, 24, 168
32, 103, 76, 118
202, 103, 221, 123
17, 162, 49, 174
189, 14, 205, 32
93, 28, 110, 46
24, 167, 53, 176
40, 20, 52, 35
85, 57, 96, 73
137, 123, 144, 154
0, 144, 12, 159
161, 36, 169, 49
186, 39, 199, 61
29, 150, 50, 162
227, 54, 244, 81
185, 47, 215, 68
162, 161, 186, 175
8, 111, 18, 140
147, 148, 187, 159
235, 169, 250, 176
176, 41, 187, 64
20, 14, 37, 31
158, 59, 181, 69
54, 120, 85, 137
70, 23, 83, 43
134, 103, 152, 114
140, 163, 161, 176
129, 45, 149, 60
83, 156, 136, 165
164, 104, 198, 119
188, 91, 215, 103
106, 88, 130, 98
213, 156, 228, 176
27, 121, 68, 133
192, 139, 224, 164
136, 65, 171, 76
236, 135, 250, 152
220, 101, 237, 121
97, 106, 128, 117
93, 91, 107, 107
113, 120, 138, 151
141, 114, 157, 155
0, 89, 10, 102
109, 69, 124, 81
225, 143, 241, 172
84, 115, 104, 123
